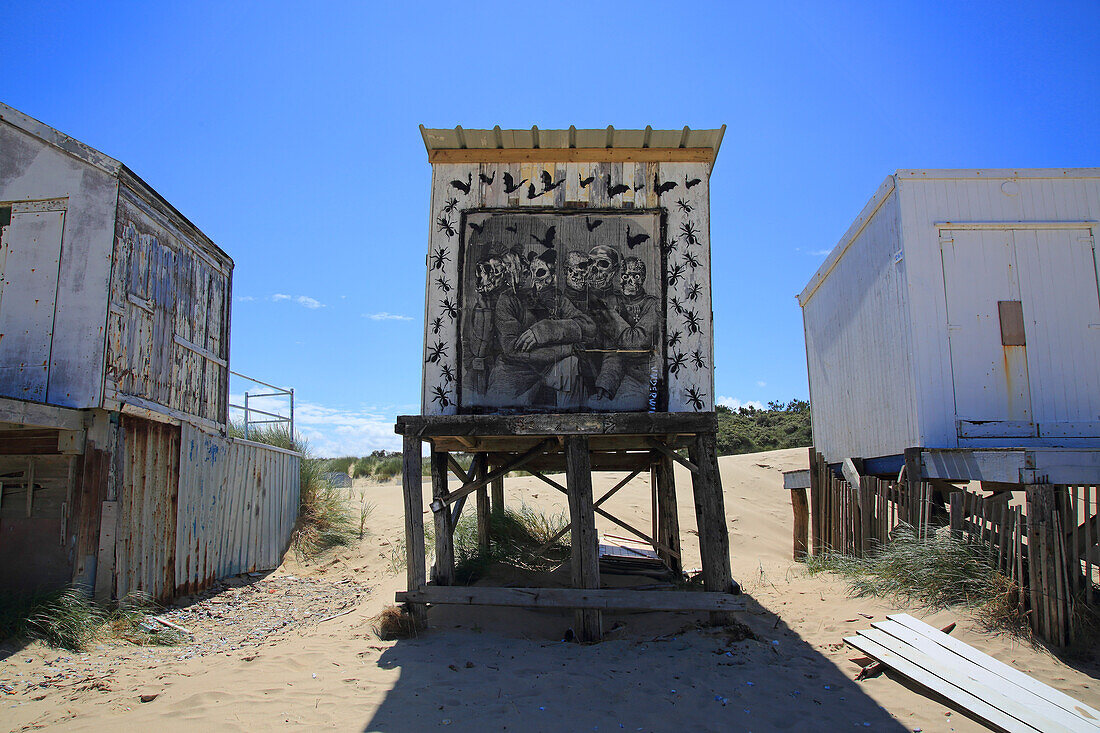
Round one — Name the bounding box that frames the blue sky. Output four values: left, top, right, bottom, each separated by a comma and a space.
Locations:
4, 2, 1098, 456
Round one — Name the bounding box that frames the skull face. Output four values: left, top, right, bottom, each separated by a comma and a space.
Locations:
620, 257, 646, 297
475, 257, 504, 294
499, 251, 526, 290
587, 245, 621, 292
565, 251, 590, 291
528, 257, 555, 293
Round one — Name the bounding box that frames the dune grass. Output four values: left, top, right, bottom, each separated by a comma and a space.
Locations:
426, 503, 571, 585
0, 589, 187, 651
804, 524, 1028, 631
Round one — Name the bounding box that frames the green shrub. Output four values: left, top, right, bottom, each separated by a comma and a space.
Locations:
716, 399, 811, 456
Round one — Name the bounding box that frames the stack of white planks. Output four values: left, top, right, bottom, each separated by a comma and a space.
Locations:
845, 613, 1100, 733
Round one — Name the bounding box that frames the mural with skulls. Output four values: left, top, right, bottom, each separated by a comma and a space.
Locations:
422, 160, 713, 415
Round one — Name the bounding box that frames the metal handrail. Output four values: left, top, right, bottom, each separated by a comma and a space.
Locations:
229, 371, 294, 441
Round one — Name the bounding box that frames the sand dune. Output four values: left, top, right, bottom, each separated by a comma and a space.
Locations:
2, 448, 1097, 732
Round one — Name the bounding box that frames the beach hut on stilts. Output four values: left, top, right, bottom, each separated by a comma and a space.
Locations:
394, 125, 744, 640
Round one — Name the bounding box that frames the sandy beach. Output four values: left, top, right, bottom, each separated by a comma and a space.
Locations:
2, 447, 1097, 732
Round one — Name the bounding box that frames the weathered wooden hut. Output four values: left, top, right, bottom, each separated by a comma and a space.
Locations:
0, 102, 299, 601
396, 126, 745, 641
798, 169, 1100, 486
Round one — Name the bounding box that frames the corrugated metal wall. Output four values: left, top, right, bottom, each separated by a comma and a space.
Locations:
175, 422, 300, 595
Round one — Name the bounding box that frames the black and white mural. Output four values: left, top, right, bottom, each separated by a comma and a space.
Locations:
422, 160, 713, 415
458, 211, 664, 412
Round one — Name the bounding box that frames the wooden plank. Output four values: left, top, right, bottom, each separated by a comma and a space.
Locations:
783, 469, 811, 490
950, 491, 963, 540
648, 438, 699, 474
791, 488, 809, 561
1087, 486, 1094, 606
397, 586, 746, 612
93, 500, 118, 602
396, 412, 716, 438
491, 476, 504, 517
475, 455, 490, 552
888, 613, 1100, 725
871, 621, 1085, 733
655, 454, 682, 573
565, 436, 601, 641
689, 432, 736, 621
402, 434, 427, 623
844, 634, 1040, 733
430, 450, 454, 586
427, 147, 716, 165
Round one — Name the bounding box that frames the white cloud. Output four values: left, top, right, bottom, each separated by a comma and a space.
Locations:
228, 393, 407, 456
265, 293, 324, 308
755, 380, 767, 388
364, 312, 413, 321
808, 249, 831, 256
717, 396, 765, 411
236, 295, 256, 302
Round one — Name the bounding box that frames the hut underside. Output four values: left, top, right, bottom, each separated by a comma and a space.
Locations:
394, 411, 743, 642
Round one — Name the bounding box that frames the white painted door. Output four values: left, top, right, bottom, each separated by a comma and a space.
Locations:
941, 229, 1034, 438
0, 209, 65, 402
1013, 229, 1100, 437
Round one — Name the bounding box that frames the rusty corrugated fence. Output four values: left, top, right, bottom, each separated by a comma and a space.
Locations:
176, 422, 300, 594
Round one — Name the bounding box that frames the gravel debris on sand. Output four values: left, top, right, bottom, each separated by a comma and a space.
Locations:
1, 572, 367, 700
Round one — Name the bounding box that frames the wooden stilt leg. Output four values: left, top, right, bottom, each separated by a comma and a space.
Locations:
491, 475, 504, 516
476, 454, 491, 552
654, 454, 682, 575
565, 435, 601, 642
402, 434, 427, 624
689, 432, 736, 625
430, 449, 454, 586
791, 488, 809, 561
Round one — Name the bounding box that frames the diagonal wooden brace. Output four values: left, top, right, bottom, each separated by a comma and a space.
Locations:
432, 439, 554, 512
648, 438, 699, 474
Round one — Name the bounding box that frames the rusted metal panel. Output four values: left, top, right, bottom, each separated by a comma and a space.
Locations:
113, 415, 180, 602
175, 422, 300, 595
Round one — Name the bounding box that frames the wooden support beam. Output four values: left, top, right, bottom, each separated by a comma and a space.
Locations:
565, 436, 601, 642
949, 492, 963, 540
447, 454, 473, 485
476, 454, 490, 552
396, 412, 717, 438
491, 476, 504, 517
402, 434, 427, 623
430, 450, 454, 586
648, 438, 699, 474
688, 432, 736, 624
791, 487, 809, 560
396, 586, 747, 613
654, 455, 682, 574
438, 439, 553, 509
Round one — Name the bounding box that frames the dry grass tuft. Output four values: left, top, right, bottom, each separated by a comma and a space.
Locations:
372, 606, 423, 640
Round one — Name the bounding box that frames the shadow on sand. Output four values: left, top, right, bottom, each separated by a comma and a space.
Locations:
363, 590, 910, 732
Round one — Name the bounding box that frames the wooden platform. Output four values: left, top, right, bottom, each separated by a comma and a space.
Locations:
394, 412, 736, 641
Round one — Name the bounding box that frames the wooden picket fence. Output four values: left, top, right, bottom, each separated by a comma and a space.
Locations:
806, 451, 1098, 647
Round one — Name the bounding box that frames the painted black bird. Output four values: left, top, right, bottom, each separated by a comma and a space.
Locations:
654, 173, 677, 195
633, 182, 645, 192
469, 222, 486, 236
579, 174, 595, 188
450, 172, 472, 194
685, 176, 701, 189
505, 225, 518, 233
540, 170, 565, 192
625, 227, 650, 249
503, 172, 526, 194
478, 171, 495, 185
527, 183, 545, 200
585, 216, 603, 232
606, 175, 630, 197
531, 225, 556, 248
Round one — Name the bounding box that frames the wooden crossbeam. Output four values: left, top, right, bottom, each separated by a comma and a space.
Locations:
396, 586, 745, 613
529, 469, 680, 560
536, 468, 645, 552
447, 454, 474, 485
436, 439, 553, 510
648, 439, 699, 474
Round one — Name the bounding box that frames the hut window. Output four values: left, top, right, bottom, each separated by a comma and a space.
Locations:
998, 300, 1026, 346
0, 205, 10, 228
